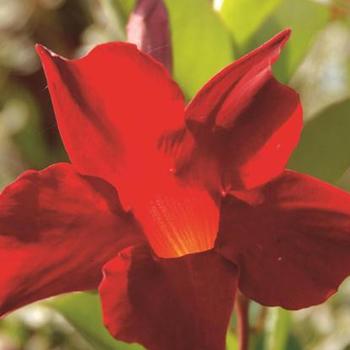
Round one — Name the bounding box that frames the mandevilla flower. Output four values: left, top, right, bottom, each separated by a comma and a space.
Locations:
1, 29, 350, 350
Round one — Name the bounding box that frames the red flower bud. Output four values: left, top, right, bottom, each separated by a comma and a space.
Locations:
127, 0, 172, 72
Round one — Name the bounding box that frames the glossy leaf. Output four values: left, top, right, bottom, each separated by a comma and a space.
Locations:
246, 0, 329, 82
219, 0, 281, 47
165, 0, 233, 97
289, 99, 350, 183
47, 292, 144, 350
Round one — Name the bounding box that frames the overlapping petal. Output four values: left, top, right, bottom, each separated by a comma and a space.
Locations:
185, 29, 291, 127
216, 170, 350, 309
36, 42, 184, 207
36, 43, 220, 259
131, 174, 219, 258
7, 29, 346, 350
99, 245, 237, 350
163, 29, 302, 193
0, 163, 142, 315
221, 78, 302, 190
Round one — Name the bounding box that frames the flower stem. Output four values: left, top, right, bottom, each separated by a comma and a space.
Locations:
235, 291, 250, 350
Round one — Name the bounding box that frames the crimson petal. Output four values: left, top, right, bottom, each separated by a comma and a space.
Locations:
186, 30, 290, 126
36, 43, 220, 259
131, 174, 220, 258
216, 170, 350, 309
221, 78, 302, 190
166, 30, 302, 193
36, 42, 184, 208
0, 163, 142, 315
99, 245, 237, 350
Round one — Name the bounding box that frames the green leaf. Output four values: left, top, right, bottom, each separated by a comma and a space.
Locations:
219, 0, 281, 47
286, 335, 303, 350
164, 0, 234, 97
246, 0, 329, 82
47, 292, 144, 350
110, 0, 135, 18
289, 99, 350, 183
97, 0, 133, 39
114, 0, 234, 98
264, 308, 291, 350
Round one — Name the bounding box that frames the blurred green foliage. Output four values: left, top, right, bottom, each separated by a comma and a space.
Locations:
244, 0, 329, 81
219, 0, 281, 48
47, 293, 143, 350
1, 0, 350, 349
289, 98, 350, 182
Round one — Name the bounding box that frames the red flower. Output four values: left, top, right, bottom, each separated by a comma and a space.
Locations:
1, 29, 350, 350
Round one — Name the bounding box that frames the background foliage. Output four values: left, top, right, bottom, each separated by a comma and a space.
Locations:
0, 0, 350, 349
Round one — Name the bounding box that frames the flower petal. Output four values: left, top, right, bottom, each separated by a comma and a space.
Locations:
99, 245, 237, 350
131, 174, 219, 258
166, 29, 302, 193
0, 163, 142, 315
221, 78, 302, 190
216, 170, 350, 309
186, 29, 291, 127
36, 42, 184, 207
36, 43, 218, 260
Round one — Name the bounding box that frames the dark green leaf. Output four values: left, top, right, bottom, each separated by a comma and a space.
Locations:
286, 334, 303, 350
289, 99, 350, 183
